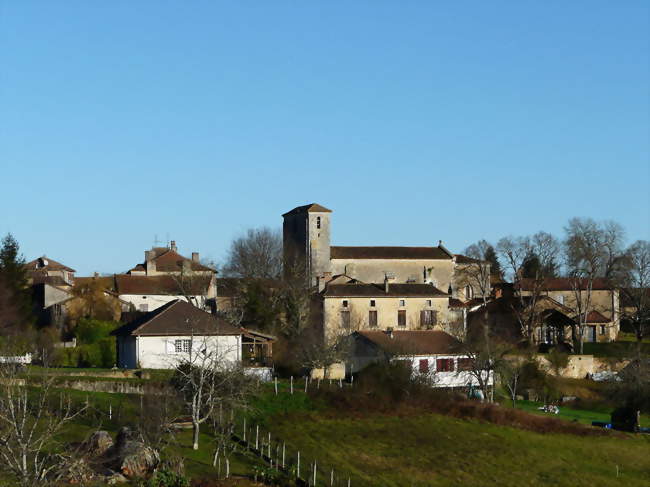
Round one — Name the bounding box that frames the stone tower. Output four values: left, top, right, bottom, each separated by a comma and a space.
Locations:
282, 203, 332, 286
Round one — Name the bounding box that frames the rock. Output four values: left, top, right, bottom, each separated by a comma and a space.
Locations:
110, 427, 160, 478
83, 430, 114, 457
56, 458, 96, 484
106, 472, 128, 484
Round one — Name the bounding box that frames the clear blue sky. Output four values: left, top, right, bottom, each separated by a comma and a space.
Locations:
1, 1, 648, 275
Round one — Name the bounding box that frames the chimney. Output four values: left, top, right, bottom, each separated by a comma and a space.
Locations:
384, 273, 395, 293
438, 240, 443, 246
317, 272, 333, 293
170, 240, 177, 252
145, 250, 156, 275
192, 252, 199, 263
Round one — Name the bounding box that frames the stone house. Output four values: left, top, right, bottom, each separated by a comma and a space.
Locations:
25, 256, 76, 287
320, 276, 451, 342
517, 278, 620, 343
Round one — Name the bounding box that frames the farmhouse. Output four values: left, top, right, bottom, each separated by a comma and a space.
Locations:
347, 329, 489, 388
112, 300, 242, 369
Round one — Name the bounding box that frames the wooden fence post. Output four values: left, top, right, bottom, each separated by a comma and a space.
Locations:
313, 460, 317, 486
243, 417, 246, 442
305, 375, 308, 393
274, 376, 278, 395
297, 451, 300, 478
282, 442, 286, 469
290, 376, 294, 394
255, 425, 259, 451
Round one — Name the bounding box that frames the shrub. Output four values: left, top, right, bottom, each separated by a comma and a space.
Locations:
143, 468, 190, 487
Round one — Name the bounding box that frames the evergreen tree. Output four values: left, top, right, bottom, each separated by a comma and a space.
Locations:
484, 245, 502, 278
0, 234, 34, 332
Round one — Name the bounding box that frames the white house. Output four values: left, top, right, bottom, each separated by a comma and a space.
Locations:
112, 300, 241, 369
114, 274, 214, 313
348, 329, 491, 388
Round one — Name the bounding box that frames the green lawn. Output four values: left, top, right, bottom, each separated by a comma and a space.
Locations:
511, 399, 650, 428
265, 412, 650, 487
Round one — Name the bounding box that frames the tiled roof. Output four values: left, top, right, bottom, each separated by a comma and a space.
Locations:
355, 330, 462, 356
330, 246, 452, 260
323, 283, 448, 298
25, 256, 75, 273
115, 274, 212, 295
577, 310, 611, 323
111, 300, 240, 337
454, 254, 482, 264
282, 203, 332, 216
517, 278, 613, 292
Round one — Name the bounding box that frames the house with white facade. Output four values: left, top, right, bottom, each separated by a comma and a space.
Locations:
347, 329, 491, 388
114, 274, 214, 313
111, 300, 242, 369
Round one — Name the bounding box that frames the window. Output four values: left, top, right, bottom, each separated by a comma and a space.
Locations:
399, 299, 406, 307
174, 339, 191, 353
139, 304, 149, 312
397, 310, 406, 327
342, 300, 349, 308
341, 310, 351, 330
465, 285, 474, 299
426, 300, 432, 307
458, 358, 473, 371
600, 325, 606, 335
420, 310, 437, 328
316, 216, 321, 229
370, 300, 376, 307
436, 358, 455, 372
419, 359, 429, 373
368, 310, 378, 328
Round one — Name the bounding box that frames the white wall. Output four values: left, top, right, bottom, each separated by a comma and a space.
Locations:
395, 355, 493, 388
120, 294, 207, 312
134, 334, 241, 369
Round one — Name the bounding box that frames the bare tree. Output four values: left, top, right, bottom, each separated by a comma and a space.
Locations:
563, 218, 625, 353
170, 334, 257, 451
620, 240, 650, 349
498, 356, 527, 408
222, 227, 283, 280
497, 232, 560, 346
0, 366, 86, 486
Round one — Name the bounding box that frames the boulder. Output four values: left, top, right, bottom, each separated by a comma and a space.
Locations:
83, 430, 114, 457
110, 427, 160, 478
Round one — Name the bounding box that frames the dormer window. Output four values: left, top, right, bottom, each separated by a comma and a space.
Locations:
426, 300, 432, 307
316, 216, 321, 229
342, 300, 349, 308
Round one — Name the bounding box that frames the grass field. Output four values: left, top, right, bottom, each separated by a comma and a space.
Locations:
266, 412, 650, 487
511, 399, 650, 428
10, 374, 647, 486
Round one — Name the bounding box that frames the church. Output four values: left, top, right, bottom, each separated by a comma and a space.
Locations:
282, 203, 489, 340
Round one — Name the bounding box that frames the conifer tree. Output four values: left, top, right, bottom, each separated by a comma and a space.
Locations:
0, 233, 34, 338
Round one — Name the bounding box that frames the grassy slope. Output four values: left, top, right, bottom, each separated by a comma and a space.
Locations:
267, 412, 650, 487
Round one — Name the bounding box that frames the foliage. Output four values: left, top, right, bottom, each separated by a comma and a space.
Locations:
0, 233, 35, 352
142, 468, 190, 487
484, 244, 502, 278
51, 318, 118, 368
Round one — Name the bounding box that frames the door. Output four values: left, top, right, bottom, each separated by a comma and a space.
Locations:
586, 326, 597, 343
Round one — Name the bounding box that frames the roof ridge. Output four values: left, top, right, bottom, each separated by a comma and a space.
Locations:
130, 299, 180, 335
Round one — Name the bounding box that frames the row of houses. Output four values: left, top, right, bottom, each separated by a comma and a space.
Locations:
24, 203, 629, 385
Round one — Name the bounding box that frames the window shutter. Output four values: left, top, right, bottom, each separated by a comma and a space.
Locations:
420, 310, 426, 328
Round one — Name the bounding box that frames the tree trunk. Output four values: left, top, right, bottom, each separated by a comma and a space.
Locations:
192, 421, 200, 450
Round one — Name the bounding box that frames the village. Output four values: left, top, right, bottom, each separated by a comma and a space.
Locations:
0, 202, 648, 486
1, 2, 649, 486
